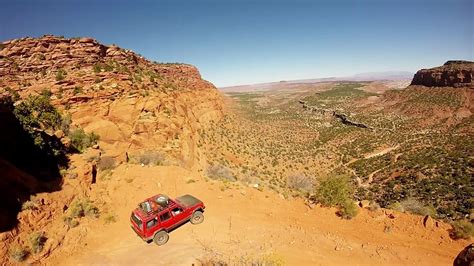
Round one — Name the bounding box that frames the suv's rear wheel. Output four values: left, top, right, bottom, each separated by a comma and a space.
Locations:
153, 231, 169, 246
190, 211, 204, 224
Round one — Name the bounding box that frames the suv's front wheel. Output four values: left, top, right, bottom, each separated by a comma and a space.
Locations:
190, 211, 204, 224
153, 231, 169, 246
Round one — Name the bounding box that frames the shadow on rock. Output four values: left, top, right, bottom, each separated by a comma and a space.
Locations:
0, 97, 68, 232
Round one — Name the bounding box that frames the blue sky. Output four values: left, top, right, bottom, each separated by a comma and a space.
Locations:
1, 0, 472, 87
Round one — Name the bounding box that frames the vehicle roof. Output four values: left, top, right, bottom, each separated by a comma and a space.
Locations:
133, 194, 179, 220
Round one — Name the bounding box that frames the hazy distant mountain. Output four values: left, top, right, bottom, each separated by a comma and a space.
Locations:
349, 71, 414, 81
219, 71, 414, 91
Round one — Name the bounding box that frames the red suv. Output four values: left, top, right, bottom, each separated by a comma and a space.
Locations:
130, 194, 205, 245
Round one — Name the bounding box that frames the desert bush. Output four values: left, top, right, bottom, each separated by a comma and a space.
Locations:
55, 69, 67, 81
40, 88, 52, 98
73, 86, 82, 95
103, 213, 117, 224
60, 114, 72, 134
14, 94, 62, 130
63, 217, 79, 228
399, 198, 437, 217
338, 200, 359, 220
68, 128, 99, 152
68, 199, 99, 219
286, 174, 313, 193
388, 201, 404, 212
22, 199, 39, 210
5, 87, 20, 101
368, 201, 381, 212
450, 220, 474, 240
98, 156, 116, 171
29, 231, 47, 254
9, 245, 28, 262
207, 163, 236, 181
315, 175, 354, 207
93, 64, 101, 73
137, 150, 165, 166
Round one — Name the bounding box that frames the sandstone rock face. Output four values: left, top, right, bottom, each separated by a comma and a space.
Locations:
410, 61, 474, 88
0, 35, 224, 167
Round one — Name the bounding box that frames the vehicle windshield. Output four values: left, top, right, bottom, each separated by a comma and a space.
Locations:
131, 213, 142, 229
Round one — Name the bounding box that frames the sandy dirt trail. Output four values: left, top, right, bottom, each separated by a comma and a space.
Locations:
45, 165, 468, 265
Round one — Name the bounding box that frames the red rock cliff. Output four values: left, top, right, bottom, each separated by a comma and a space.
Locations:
410, 60, 473, 88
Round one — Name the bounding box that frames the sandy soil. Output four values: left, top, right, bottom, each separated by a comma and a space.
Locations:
44, 164, 469, 266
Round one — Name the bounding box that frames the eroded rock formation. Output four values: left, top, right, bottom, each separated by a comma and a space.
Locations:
410, 60, 474, 88
0, 35, 224, 167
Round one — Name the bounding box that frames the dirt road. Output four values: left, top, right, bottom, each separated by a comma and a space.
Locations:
45, 165, 468, 265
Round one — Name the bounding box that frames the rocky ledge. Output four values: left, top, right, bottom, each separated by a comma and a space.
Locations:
410, 60, 473, 88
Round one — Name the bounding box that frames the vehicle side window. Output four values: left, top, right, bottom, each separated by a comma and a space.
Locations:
146, 218, 157, 229
171, 207, 183, 216
160, 211, 171, 222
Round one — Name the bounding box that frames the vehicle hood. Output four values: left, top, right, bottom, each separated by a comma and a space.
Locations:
176, 194, 202, 208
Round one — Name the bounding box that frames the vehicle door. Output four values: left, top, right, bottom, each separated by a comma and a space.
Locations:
158, 210, 175, 230
170, 206, 188, 225
144, 216, 160, 237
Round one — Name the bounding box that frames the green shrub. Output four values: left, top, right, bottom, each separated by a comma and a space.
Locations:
9, 245, 28, 262
29, 231, 46, 254
73, 86, 82, 95
60, 114, 72, 134
63, 217, 79, 228
14, 95, 62, 130
399, 198, 437, 217
68, 199, 99, 219
5, 87, 20, 101
338, 200, 359, 220
68, 128, 99, 152
315, 175, 353, 207
93, 64, 102, 73
388, 201, 404, 212
450, 220, 474, 240
56, 69, 67, 81
40, 88, 52, 98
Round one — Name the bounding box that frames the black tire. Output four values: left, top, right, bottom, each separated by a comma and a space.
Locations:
190, 210, 204, 224
153, 231, 169, 246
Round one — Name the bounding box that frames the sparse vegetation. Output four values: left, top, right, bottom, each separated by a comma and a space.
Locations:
103, 213, 118, 224
398, 198, 437, 217
315, 175, 354, 208
450, 220, 474, 240
338, 200, 359, 220
68, 128, 99, 152
55, 68, 67, 81
207, 81, 473, 222
135, 150, 166, 166
286, 174, 313, 193
9, 245, 28, 262
29, 231, 47, 254
207, 163, 236, 181
67, 198, 100, 220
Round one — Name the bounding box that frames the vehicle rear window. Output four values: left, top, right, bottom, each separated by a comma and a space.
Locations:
131, 213, 142, 228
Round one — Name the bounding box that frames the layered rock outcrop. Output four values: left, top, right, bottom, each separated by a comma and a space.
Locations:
0, 35, 223, 167
410, 60, 473, 88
